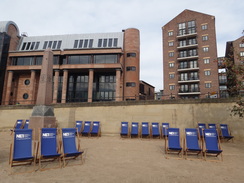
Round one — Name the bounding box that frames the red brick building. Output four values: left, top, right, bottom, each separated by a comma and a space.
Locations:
0, 21, 154, 105
162, 9, 219, 99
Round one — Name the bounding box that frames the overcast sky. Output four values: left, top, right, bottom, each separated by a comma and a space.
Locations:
1, 0, 244, 91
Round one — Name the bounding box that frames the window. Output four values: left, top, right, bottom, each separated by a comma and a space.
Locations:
240, 43, 244, 47
26, 42, 31, 50
98, 39, 102, 47
169, 62, 174, 68
178, 22, 186, 36
240, 51, 244, 57
48, 41, 53, 48
21, 42, 26, 50
113, 38, 118, 47
204, 58, 210, 64
168, 41, 174, 46
203, 47, 209, 52
35, 42, 40, 50
201, 24, 208, 30
168, 31, 173, 36
188, 20, 196, 34
108, 38, 113, 47
94, 54, 118, 64
169, 85, 175, 90
84, 39, 88, 48
126, 82, 136, 87
205, 83, 211, 88
179, 40, 186, 47
57, 41, 62, 49
103, 39, 107, 47
169, 52, 174, 57
68, 55, 91, 64
126, 66, 136, 71
179, 51, 187, 58
30, 42, 35, 50
23, 93, 29, 99
52, 41, 57, 49
24, 79, 30, 85
204, 70, 211, 76
73, 40, 78, 48
88, 39, 93, 48
127, 53, 136, 57
43, 41, 48, 49
169, 73, 175, 79
202, 35, 208, 41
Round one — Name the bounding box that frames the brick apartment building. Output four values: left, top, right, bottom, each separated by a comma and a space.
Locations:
225, 36, 244, 96
162, 9, 219, 99
0, 21, 154, 105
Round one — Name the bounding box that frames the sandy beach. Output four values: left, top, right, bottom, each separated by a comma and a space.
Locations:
0, 132, 244, 183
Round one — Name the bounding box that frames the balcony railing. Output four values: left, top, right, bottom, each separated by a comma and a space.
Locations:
177, 28, 197, 38
179, 88, 200, 93
178, 64, 199, 71
219, 79, 227, 84
178, 76, 199, 82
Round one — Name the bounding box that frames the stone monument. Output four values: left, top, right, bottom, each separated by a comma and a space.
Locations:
29, 48, 57, 139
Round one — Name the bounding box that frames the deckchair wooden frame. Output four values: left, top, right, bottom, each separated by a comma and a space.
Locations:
184, 128, 203, 160
60, 128, 83, 167
219, 124, 234, 142
165, 128, 183, 159
9, 129, 37, 174
37, 128, 62, 171
203, 129, 223, 162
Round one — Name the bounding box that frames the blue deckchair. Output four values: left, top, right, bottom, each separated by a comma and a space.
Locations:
23, 120, 29, 129
121, 122, 129, 137
75, 121, 83, 134
38, 128, 61, 170
165, 128, 182, 158
131, 122, 139, 138
208, 123, 217, 129
151, 122, 160, 138
15, 119, 24, 129
203, 129, 223, 161
198, 123, 206, 137
184, 128, 202, 159
9, 129, 36, 173
220, 124, 234, 141
81, 121, 91, 136
141, 122, 150, 138
61, 128, 83, 167
162, 123, 169, 138
90, 121, 101, 137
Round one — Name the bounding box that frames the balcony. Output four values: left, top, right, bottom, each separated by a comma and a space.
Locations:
177, 28, 197, 39
178, 76, 200, 83
177, 42, 198, 50
178, 65, 199, 72
177, 54, 198, 61
178, 88, 200, 95
219, 79, 227, 85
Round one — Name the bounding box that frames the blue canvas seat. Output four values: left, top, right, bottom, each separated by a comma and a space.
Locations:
161, 123, 169, 138
90, 121, 101, 137
61, 128, 83, 167
81, 121, 91, 136
9, 129, 36, 173
75, 121, 83, 134
38, 128, 61, 170
203, 129, 223, 161
151, 122, 160, 138
131, 122, 139, 138
184, 128, 202, 159
198, 123, 206, 137
14, 119, 24, 129
208, 123, 217, 129
23, 120, 29, 129
141, 122, 150, 138
165, 128, 182, 158
121, 122, 129, 137
219, 124, 234, 141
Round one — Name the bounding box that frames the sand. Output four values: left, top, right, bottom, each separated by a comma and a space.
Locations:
0, 132, 244, 183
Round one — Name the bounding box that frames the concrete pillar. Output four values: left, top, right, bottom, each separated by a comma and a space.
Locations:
30, 70, 36, 104
61, 69, 68, 103
53, 70, 59, 104
5, 71, 13, 105
116, 69, 121, 101
88, 69, 94, 102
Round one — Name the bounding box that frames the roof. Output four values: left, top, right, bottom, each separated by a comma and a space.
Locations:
0, 21, 19, 36
17, 32, 124, 51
